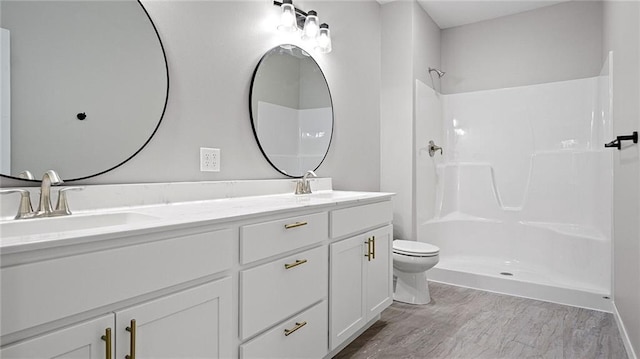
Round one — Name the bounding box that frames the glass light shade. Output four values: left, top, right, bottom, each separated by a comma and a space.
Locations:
315, 24, 332, 53
301, 10, 319, 41
277, 2, 298, 32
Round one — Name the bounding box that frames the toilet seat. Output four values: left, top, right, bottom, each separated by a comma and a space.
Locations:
393, 240, 439, 257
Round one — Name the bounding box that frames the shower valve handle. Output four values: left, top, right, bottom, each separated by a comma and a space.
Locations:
428, 140, 443, 157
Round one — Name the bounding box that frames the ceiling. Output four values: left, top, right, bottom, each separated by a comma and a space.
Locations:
381, 0, 571, 29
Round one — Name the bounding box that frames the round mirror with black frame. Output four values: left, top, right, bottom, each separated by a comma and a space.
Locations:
0, 0, 169, 182
250, 44, 333, 178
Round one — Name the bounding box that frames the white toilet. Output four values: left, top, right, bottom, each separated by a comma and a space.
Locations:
392, 240, 440, 304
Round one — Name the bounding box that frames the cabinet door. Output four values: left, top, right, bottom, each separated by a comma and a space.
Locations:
0, 315, 114, 359
329, 235, 366, 351
115, 278, 232, 359
365, 225, 393, 322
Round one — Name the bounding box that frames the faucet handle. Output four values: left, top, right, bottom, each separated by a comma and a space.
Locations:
18, 170, 35, 180
294, 179, 306, 195
0, 189, 34, 219
55, 187, 83, 215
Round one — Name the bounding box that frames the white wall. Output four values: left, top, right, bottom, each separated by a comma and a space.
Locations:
603, 1, 640, 357
381, 1, 414, 240
441, 1, 603, 94
381, 0, 441, 240
0, 1, 382, 191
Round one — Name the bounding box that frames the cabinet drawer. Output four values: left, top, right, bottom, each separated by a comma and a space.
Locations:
240, 300, 328, 359
1, 229, 233, 337
330, 200, 393, 238
240, 212, 327, 264
240, 246, 327, 340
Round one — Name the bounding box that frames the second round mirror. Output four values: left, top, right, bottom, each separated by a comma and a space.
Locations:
250, 45, 333, 178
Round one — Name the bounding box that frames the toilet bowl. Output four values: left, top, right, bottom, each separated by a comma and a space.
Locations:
392, 240, 440, 304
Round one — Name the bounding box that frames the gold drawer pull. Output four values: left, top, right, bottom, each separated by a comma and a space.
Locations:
284, 259, 308, 269
125, 319, 136, 359
284, 321, 307, 336
364, 238, 373, 261
100, 328, 112, 359
284, 221, 308, 229
372, 235, 376, 259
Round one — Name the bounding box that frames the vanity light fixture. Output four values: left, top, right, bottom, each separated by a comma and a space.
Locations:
315, 23, 332, 53
301, 10, 319, 41
273, 0, 332, 53
276, 0, 297, 32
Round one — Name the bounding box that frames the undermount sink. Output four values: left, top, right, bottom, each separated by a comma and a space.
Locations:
0, 212, 160, 238
303, 191, 362, 200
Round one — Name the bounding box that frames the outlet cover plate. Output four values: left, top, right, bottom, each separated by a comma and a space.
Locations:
200, 148, 220, 172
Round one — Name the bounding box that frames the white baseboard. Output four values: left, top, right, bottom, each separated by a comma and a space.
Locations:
613, 302, 638, 359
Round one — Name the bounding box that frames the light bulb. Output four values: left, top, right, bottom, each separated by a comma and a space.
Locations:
277, 0, 298, 32
315, 23, 332, 53
301, 10, 319, 41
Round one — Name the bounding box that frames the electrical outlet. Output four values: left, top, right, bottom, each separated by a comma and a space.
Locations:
200, 148, 220, 172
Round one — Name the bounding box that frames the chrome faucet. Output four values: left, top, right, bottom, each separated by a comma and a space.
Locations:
36, 170, 64, 217
295, 170, 318, 195
0, 170, 81, 220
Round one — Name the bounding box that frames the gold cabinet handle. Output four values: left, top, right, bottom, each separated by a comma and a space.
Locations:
125, 319, 136, 359
284, 221, 308, 229
364, 238, 372, 261
371, 235, 376, 259
284, 259, 307, 269
284, 321, 307, 336
100, 328, 112, 359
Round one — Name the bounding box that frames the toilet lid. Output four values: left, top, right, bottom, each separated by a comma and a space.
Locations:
393, 240, 439, 256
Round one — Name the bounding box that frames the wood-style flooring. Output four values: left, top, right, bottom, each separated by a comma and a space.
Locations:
335, 282, 627, 359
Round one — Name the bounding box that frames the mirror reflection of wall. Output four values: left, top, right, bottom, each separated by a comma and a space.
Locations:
251, 45, 333, 177
0, 0, 167, 181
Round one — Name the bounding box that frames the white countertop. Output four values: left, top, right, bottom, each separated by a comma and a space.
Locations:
0, 190, 393, 255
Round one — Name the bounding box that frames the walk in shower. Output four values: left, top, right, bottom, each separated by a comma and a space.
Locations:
416, 56, 613, 311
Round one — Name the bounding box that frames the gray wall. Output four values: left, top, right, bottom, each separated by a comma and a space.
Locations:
441, 1, 603, 94
604, 1, 640, 356
1, 0, 381, 191
380, 0, 440, 240
411, 0, 441, 90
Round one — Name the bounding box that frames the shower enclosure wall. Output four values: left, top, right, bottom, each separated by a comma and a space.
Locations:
416, 58, 613, 311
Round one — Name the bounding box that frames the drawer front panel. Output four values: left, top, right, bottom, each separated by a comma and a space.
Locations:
240, 246, 327, 340
1, 229, 233, 337
240, 300, 328, 359
330, 200, 393, 239
240, 212, 327, 264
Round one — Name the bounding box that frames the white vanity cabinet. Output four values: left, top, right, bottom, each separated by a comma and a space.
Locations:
239, 212, 329, 358
1, 228, 234, 359
1, 188, 394, 359
1, 279, 232, 359
329, 202, 394, 351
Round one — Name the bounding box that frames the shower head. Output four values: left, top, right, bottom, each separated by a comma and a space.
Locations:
429, 67, 445, 78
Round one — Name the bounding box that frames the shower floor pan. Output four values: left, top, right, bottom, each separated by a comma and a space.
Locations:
429, 257, 612, 312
